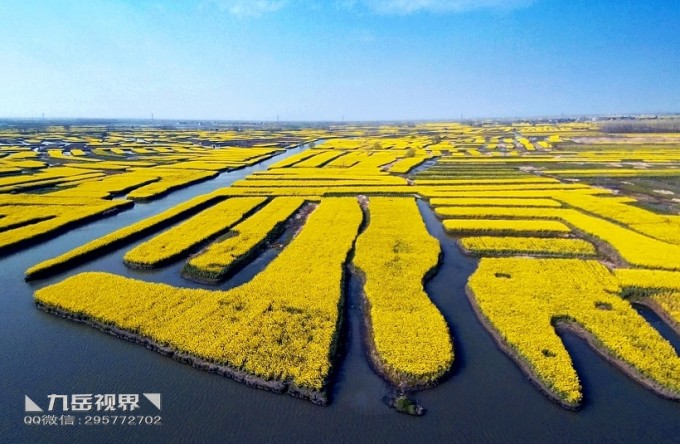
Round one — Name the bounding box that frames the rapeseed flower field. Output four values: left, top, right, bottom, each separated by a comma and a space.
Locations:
6, 122, 677, 407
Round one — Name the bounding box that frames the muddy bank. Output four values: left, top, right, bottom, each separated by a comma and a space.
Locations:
35, 301, 328, 406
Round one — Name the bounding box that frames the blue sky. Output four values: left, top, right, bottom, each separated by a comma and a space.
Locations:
1, 0, 679, 120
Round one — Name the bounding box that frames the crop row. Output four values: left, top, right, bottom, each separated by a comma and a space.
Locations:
25, 191, 229, 279
431, 197, 562, 208
552, 192, 680, 246
0, 200, 133, 255
442, 218, 571, 236
434, 206, 680, 270
126, 169, 218, 201
123, 197, 267, 269
459, 236, 597, 257
183, 197, 308, 282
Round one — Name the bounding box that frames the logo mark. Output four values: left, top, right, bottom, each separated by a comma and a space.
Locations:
143, 393, 161, 411
25, 396, 43, 412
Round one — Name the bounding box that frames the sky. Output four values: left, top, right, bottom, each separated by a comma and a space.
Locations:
1, 0, 679, 121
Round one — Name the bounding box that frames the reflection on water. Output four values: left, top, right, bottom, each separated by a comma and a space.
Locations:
2, 153, 680, 443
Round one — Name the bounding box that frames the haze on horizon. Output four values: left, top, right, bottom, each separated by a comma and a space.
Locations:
1, 0, 679, 121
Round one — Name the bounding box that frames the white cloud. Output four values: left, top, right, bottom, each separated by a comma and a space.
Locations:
207, 0, 287, 18
342, 0, 536, 15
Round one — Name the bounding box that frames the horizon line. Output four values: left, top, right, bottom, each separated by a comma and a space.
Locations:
1, 112, 679, 125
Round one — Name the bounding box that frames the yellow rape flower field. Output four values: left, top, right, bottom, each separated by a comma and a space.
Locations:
353, 197, 453, 387
459, 236, 598, 257
1, 121, 676, 412
183, 197, 308, 282
123, 197, 267, 268
36, 198, 363, 403
468, 258, 680, 407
